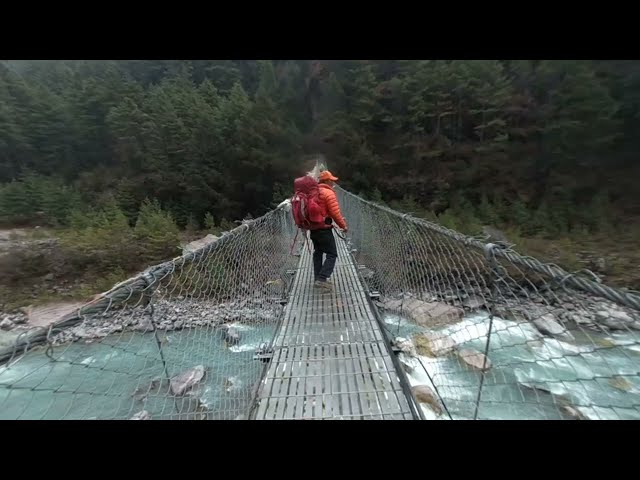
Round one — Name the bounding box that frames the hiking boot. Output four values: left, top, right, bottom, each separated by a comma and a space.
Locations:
314, 280, 333, 291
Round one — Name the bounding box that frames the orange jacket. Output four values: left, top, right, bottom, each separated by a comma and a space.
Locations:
318, 183, 347, 230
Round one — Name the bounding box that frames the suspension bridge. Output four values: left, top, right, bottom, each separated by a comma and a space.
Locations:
1, 174, 640, 420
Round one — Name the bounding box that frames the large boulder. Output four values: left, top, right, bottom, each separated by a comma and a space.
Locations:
170, 365, 206, 396
383, 298, 463, 328
394, 337, 416, 356
411, 385, 443, 416
455, 348, 492, 371
561, 405, 588, 420
595, 309, 635, 331
533, 314, 574, 339
413, 331, 456, 357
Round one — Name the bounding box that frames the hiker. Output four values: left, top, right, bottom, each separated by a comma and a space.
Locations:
310, 170, 348, 290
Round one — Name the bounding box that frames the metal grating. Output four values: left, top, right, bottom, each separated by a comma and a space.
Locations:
251, 233, 415, 420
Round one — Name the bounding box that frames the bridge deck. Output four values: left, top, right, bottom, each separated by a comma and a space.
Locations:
251, 233, 415, 420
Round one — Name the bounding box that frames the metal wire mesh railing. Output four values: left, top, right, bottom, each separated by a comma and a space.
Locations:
336, 187, 640, 420
2, 170, 639, 420
0, 206, 298, 420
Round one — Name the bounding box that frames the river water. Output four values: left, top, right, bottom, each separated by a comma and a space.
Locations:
1, 312, 638, 420
0, 323, 275, 420
384, 312, 640, 420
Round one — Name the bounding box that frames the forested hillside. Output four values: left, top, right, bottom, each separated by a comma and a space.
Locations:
2, 60, 639, 231
1, 60, 639, 306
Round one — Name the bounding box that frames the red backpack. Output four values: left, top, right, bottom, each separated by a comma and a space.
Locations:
291, 175, 325, 230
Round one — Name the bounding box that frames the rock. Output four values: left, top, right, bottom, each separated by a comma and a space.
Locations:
223, 326, 241, 345
394, 337, 416, 356
596, 307, 637, 330
597, 312, 633, 331
130, 410, 151, 420
411, 385, 443, 415
533, 314, 574, 339
0, 318, 14, 330
11, 315, 26, 325
383, 298, 463, 328
462, 295, 486, 310
174, 320, 184, 329
74, 327, 90, 338
456, 348, 492, 371
182, 234, 219, 254
609, 376, 633, 392
568, 313, 593, 326
400, 358, 414, 374
134, 318, 154, 332
414, 331, 456, 357
494, 305, 527, 323
170, 365, 206, 396
596, 304, 634, 321
562, 405, 588, 420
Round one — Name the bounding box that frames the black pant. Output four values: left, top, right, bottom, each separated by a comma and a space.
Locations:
309, 229, 337, 281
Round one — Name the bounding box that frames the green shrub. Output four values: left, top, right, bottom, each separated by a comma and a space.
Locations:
134, 199, 181, 263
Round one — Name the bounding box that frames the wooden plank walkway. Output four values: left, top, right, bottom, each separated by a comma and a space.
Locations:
251, 232, 416, 420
